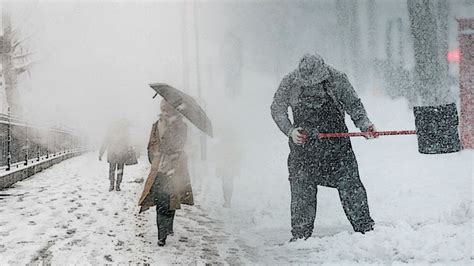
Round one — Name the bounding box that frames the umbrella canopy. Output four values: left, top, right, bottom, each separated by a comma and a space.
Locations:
149, 83, 213, 137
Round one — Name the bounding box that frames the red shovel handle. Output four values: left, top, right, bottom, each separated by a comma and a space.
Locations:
318, 130, 417, 139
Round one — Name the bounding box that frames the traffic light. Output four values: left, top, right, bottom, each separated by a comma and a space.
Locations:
447, 48, 460, 63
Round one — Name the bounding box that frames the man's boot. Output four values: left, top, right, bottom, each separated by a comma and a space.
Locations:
355, 221, 375, 234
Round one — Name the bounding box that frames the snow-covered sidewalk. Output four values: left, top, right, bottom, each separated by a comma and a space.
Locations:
0, 153, 252, 264
0, 153, 148, 264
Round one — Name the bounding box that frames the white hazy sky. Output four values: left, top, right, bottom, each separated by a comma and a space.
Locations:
18, 2, 187, 143
3, 0, 473, 147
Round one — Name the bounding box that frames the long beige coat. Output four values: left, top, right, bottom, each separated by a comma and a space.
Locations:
138, 116, 194, 213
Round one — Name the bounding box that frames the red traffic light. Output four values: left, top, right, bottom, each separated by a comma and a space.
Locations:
447, 48, 460, 63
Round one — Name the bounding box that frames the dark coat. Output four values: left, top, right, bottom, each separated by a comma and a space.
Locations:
271, 65, 372, 137
271, 65, 372, 187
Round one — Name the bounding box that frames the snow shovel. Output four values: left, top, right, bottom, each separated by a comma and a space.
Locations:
318, 130, 416, 139
318, 103, 462, 154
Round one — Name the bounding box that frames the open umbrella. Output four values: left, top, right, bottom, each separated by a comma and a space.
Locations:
149, 83, 213, 137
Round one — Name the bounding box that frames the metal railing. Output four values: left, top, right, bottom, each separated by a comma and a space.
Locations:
0, 111, 82, 171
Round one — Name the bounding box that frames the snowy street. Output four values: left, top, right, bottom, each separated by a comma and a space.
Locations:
0, 127, 472, 264
0, 1, 473, 265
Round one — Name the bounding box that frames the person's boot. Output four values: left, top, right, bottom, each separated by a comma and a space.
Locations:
116, 174, 123, 191
158, 237, 166, 246
289, 236, 299, 243
108, 166, 115, 191
355, 221, 375, 234
109, 180, 115, 191
289, 233, 305, 243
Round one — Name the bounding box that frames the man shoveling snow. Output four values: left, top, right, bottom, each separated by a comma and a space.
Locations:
271, 53, 378, 242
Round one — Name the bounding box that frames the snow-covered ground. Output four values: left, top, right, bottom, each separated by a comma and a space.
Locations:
0, 97, 472, 265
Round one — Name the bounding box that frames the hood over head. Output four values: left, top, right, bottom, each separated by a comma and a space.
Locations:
297, 53, 330, 86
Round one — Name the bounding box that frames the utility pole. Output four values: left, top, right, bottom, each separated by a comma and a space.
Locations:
193, 2, 202, 107
181, 3, 190, 93
193, 2, 207, 161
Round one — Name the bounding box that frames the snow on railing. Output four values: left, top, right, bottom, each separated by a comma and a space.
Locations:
0, 111, 83, 171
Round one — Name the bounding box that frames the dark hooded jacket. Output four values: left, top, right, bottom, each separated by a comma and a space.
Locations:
271, 54, 372, 187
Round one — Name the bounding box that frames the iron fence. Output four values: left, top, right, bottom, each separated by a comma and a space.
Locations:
0, 111, 81, 171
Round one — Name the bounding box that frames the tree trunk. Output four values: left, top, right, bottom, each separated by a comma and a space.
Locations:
407, 0, 453, 106
1, 9, 20, 115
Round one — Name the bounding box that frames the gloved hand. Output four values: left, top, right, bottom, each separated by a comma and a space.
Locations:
364, 124, 379, 139
289, 127, 308, 145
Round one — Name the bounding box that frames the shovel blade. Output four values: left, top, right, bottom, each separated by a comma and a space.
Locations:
414, 103, 462, 154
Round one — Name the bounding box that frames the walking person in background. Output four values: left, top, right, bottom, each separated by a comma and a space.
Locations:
214, 132, 242, 208
138, 100, 194, 247
271, 53, 378, 242
99, 119, 137, 191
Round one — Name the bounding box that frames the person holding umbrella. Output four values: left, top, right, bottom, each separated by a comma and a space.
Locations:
271, 53, 378, 242
139, 83, 213, 247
